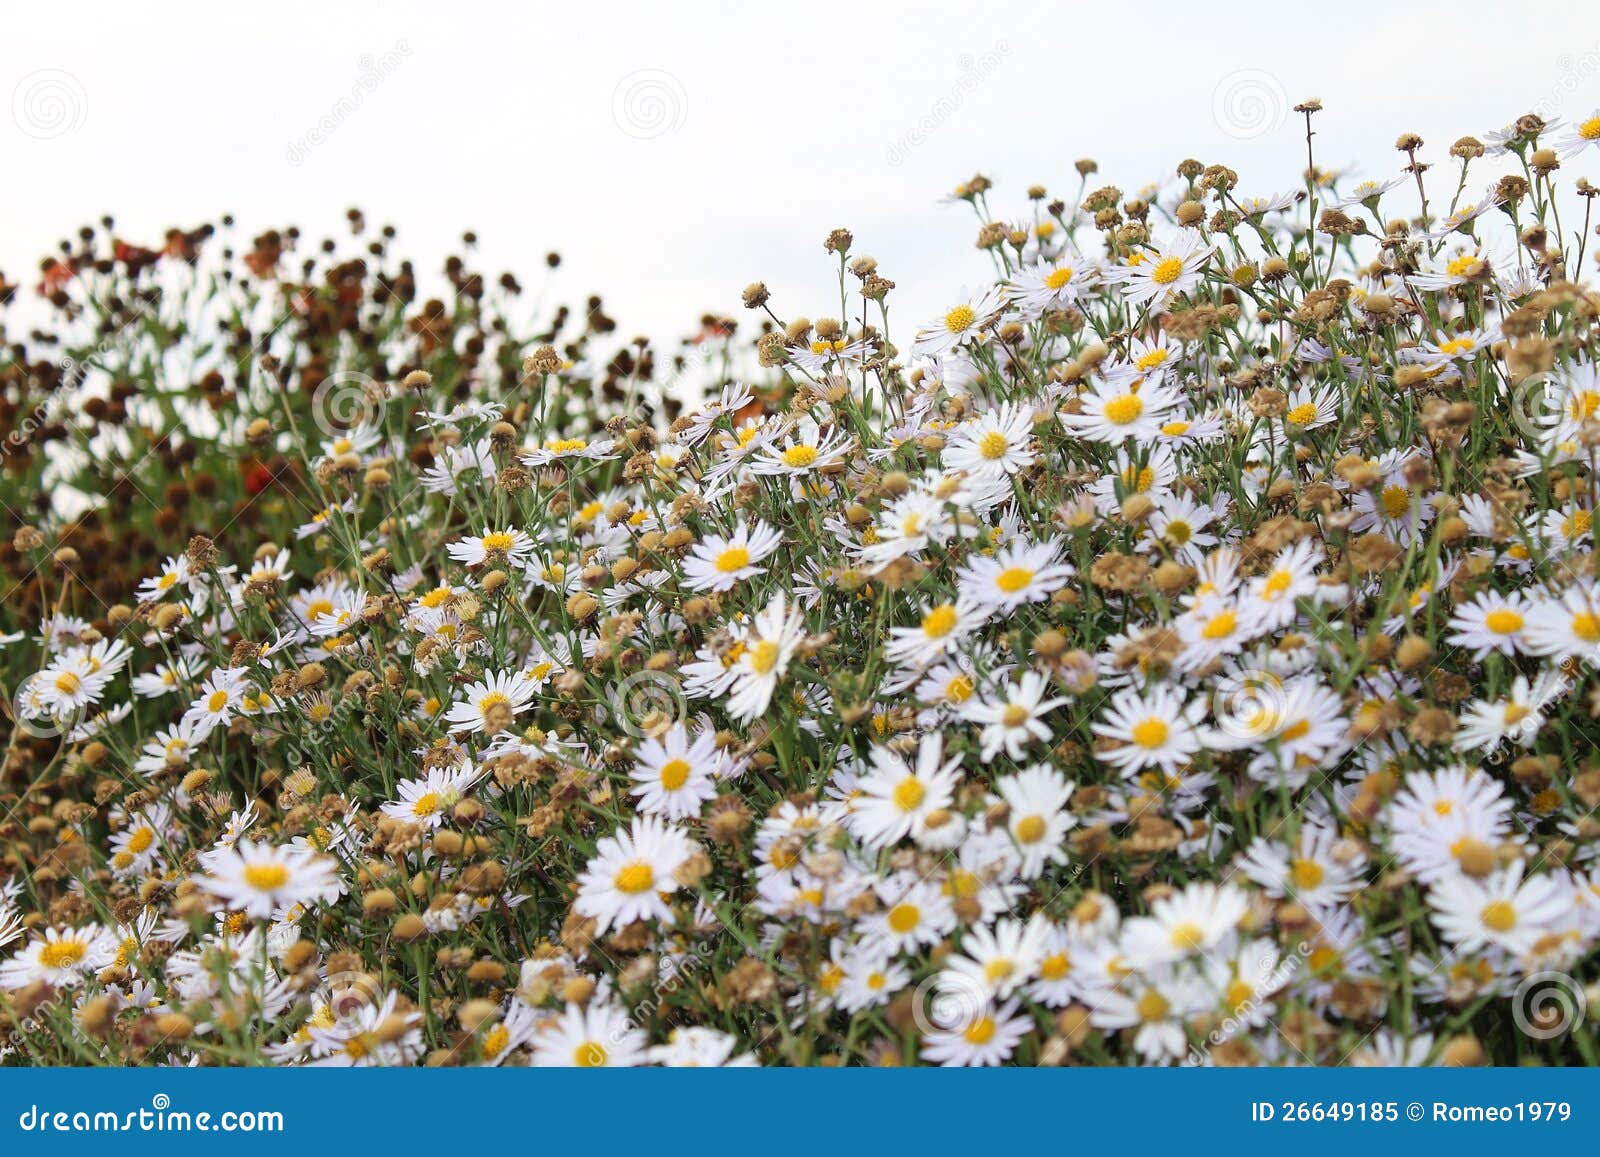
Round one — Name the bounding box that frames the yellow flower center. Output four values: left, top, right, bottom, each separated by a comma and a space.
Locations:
658, 758, 691, 791
544, 438, 588, 453
748, 639, 782, 675
481, 1024, 510, 1060
613, 862, 655, 894
478, 691, 510, 713
206, 689, 230, 713
715, 546, 751, 573
1040, 952, 1070, 980
1166, 520, 1192, 545
39, 940, 87, 970
1380, 485, 1411, 520
573, 1041, 608, 1067
412, 792, 441, 817
781, 445, 819, 468
1015, 814, 1047, 844
893, 777, 926, 812
1123, 466, 1156, 493
127, 827, 155, 854
887, 903, 921, 934
1480, 900, 1517, 932
978, 430, 1010, 459
922, 604, 959, 639
1225, 980, 1254, 1012
1581, 115, 1600, 141
54, 671, 82, 695
1131, 718, 1170, 748
1161, 420, 1190, 437
1135, 349, 1169, 371
1103, 395, 1144, 425
1572, 612, 1600, 642
1137, 989, 1171, 1022
1170, 922, 1206, 951
944, 305, 976, 333
963, 1016, 997, 1045
1149, 255, 1185, 285
1291, 858, 1325, 890
1484, 609, 1524, 635
994, 567, 1034, 593
1045, 267, 1075, 290
1284, 402, 1319, 427
946, 674, 974, 703
1201, 610, 1238, 640
243, 863, 290, 892
481, 531, 517, 552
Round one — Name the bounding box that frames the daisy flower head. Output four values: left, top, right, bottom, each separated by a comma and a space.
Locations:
1114, 230, 1215, 310
726, 593, 807, 723
847, 732, 964, 848
1061, 376, 1183, 444
1553, 109, 1600, 157
1446, 590, 1535, 659
1092, 684, 1210, 776
0, 924, 119, 989
445, 668, 540, 734
943, 402, 1038, 476
1121, 881, 1250, 967
920, 997, 1032, 1067
199, 839, 339, 919
956, 539, 1074, 612
446, 527, 534, 569
630, 722, 726, 819
991, 764, 1076, 877
912, 288, 1002, 357
1428, 862, 1575, 956
531, 1001, 649, 1068
574, 815, 697, 934
1006, 248, 1096, 314
959, 670, 1068, 763
519, 434, 618, 467
681, 519, 783, 592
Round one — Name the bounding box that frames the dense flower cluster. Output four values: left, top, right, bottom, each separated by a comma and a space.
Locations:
4, 107, 1600, 1066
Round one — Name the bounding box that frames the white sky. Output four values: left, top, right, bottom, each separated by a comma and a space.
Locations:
5, 0, 1600, 346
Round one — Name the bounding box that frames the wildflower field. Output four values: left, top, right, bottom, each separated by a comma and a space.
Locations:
4, 106, 1600, 1068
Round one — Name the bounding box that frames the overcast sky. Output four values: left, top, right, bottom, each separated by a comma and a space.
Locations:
5, 0, 1600, 346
